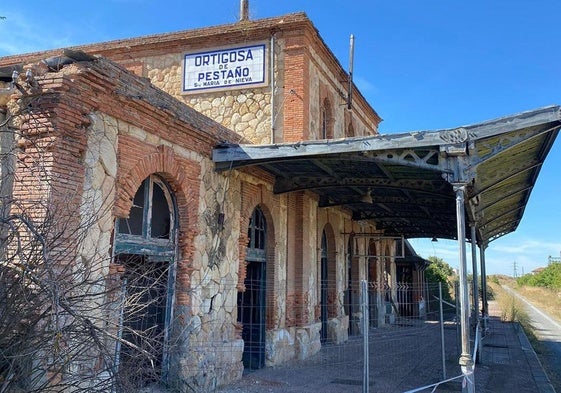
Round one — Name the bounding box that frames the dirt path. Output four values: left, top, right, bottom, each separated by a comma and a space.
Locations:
503, 285, 561, 392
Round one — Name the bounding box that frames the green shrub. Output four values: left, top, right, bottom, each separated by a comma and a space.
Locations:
517, 262, 561, 290
425, 256, 455, 303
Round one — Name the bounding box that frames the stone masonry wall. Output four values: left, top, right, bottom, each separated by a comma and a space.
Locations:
0, 15, 391, 387
117, 29, 380, 144
78, 112, 117, 281
113, 110, 245, 391
5, 58, 250, 391
139, 47, 273, 145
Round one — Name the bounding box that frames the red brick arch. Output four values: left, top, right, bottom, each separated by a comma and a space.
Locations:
321, 223, 338, 318
114, 144, 201, 306
115, 145, 189, 218
238, 202, 278, 329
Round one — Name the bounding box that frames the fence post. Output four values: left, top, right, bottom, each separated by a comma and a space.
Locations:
362, 280, 369, 393
439, 282, 447, 380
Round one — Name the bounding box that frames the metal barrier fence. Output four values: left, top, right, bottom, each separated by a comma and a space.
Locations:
83, 277, 466, 392
210, 280, 463, 393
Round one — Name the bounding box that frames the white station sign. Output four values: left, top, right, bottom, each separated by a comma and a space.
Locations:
183, 44, 267, 92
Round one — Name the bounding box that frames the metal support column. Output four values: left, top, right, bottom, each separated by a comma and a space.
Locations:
479, 245, 488, 332
439, 282, 447, 380
454, 185, 474, 393
361, 280, 369, 393
470, 224, 479, 321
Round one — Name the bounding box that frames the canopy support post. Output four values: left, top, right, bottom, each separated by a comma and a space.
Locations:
479, 244, 488, 333
470, 224, 479, 323
454, 184, 474, 392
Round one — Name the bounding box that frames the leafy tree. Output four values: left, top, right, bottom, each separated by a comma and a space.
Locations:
425, 256, 454, 282
425, 256, 456, 303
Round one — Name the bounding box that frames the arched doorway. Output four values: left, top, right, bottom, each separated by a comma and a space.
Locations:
385, 245, 397, 320
345, 236, 358, 335
114, 174, 177, 388
368, 241, 378, 327
238, 206, 267, 369
320, 230, 329, 343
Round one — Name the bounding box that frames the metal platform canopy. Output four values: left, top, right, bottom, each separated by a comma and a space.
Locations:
214, 105, 561, 392
213, 105, 561, 245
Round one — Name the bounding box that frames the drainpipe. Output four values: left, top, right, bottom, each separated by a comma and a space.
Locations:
454, 184, 474, 393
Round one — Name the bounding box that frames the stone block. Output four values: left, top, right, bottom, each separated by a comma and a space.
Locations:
327, 316, 349, 344
265, 328, 295, 365
295, 322, 322, 360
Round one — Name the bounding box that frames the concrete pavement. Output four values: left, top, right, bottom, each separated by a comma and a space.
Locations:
475, 301, 556, 393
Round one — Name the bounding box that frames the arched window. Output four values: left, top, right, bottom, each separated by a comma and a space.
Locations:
117, 175, 173, 242
321, 98, 333, 139
368, 240, 379, 327
319, 230, 329, 342
114, 175, 177, 387
347, 121, 355, 137
246, 206, 267, 261
346, 235, 361, 335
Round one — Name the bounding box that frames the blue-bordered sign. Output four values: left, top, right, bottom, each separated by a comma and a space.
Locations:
183, 44, 267, 92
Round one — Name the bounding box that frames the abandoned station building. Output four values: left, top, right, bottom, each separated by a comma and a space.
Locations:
1, 3, 560, 392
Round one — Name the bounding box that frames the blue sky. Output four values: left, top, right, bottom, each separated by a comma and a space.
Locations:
1, 1, 560, 275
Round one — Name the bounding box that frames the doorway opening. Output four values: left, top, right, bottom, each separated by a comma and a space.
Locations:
114, 175, 177, 388
238, 206, 267, 369
320, 230, 328, 343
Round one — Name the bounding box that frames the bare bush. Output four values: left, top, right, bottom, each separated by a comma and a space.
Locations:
0, 111, 173, 392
